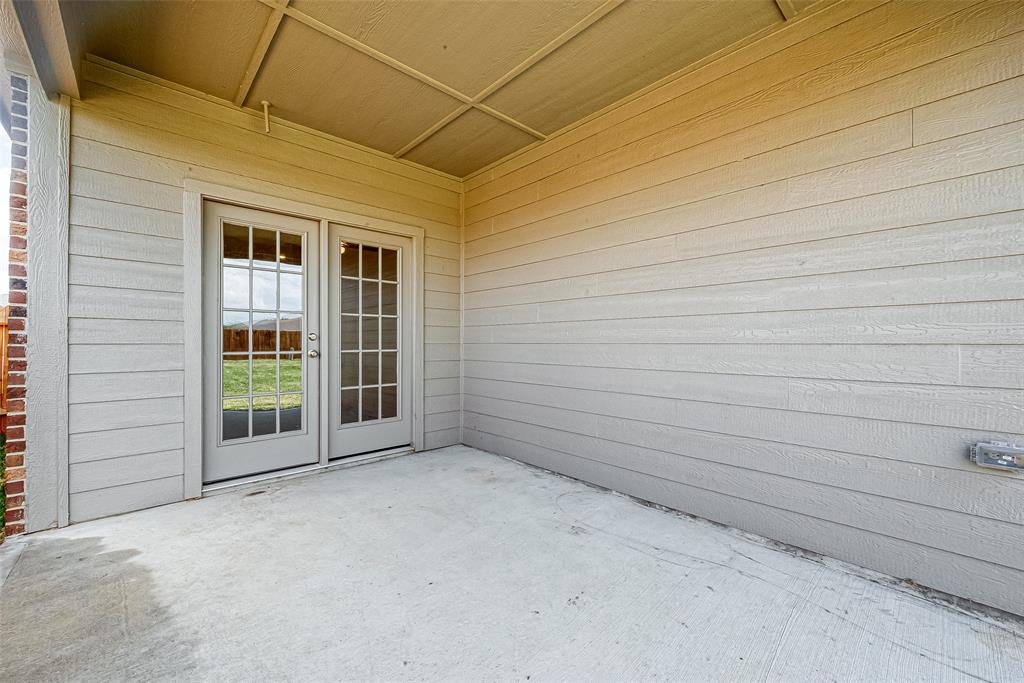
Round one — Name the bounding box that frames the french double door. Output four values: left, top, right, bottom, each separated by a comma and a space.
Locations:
202, 201, 413, 484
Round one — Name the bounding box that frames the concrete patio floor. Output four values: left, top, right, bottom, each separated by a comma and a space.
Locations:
2, 445, 1023, 682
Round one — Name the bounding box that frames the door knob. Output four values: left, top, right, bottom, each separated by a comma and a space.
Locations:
308, 349, 320, 359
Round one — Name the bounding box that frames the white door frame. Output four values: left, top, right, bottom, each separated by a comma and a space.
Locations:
182, 180, 426, 498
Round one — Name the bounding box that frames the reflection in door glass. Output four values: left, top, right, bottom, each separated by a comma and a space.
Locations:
221, 222, 304, 442
339, 241, 400, 426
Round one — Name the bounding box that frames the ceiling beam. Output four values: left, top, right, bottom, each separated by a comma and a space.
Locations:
11, 0, 81, 98
775, 0, 800, 21
233, 0, 289, 107
393, 104, 470, 158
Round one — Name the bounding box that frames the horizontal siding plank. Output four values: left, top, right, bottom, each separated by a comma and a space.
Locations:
465, 165, 1023, 285
69, 195, 181, 238
70, 476, 183, 523
70, 224, 183, 265
69, 371, 184, 404
471, 113, 912, 238
70, 423, 184, 463
70, 450, 184, 494
425, 360, 460, 380
467, 121, 1024, 261
960, 345, 1024, 389
425, 378, 460, 397
69, 284, 182, 321
463, 361, 1024, 433
70, 319, 183, 345
426, 394, 461, 414
69, 255, 183, 293
466, 255, 1024, 326
914, 74, 1024, 145
69, 344, 183, 374
465, 301, 1024, 346
71, 165, 182, 213
464, 342, 961, 384
69, 397, 184, 434
424, 427, 461, 450
461, 387, 1024, 473
425, 411, 460, 432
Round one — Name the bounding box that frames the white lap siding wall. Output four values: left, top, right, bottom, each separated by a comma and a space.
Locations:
66, 60, 462, 522
461, 0, 1024, 615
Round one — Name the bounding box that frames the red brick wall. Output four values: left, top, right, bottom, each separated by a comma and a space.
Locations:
4, 72, 28, 537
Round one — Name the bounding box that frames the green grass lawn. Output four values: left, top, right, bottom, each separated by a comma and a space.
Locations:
223, 357, 301, 398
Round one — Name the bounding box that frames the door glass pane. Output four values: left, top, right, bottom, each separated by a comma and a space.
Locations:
280, 394, 302, 433
361, 387, 379, 421
381, 317, 397, 350
362, 281, 379, 314
341, 352, 359, 387
337, 239, 402, 427
362, 245, 379, 279
361, 317, 379, 350
220, 224, 305, 442
252, 269, 277, 310
362, 351, 379, 387
381, 386, 397, 419
252, 353, 277, 394
280, 353, 302, 392
341, 316, 358, 351
381, 282, 397, 315
223, 268, 249, 309
223, 311, 249, 353
381, 249, 397, 281
341, 278, 359, 314
223, 398, 249, 441
280, 272, 303, 311
223, 223, 249, 266
252, 312, 277, 352
341, 388, 359, 424
279, 232, 302, 272
381, 352, 397, 385
222, 355, 249, 397
341, 242, 359, 277
279, 314, 302, 351
252, 396, 277, 437
252, 228, 277, 269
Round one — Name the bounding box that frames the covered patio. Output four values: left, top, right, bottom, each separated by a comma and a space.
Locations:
3, 446, 1022, 681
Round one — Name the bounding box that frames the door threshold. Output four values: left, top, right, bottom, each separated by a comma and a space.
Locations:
201, 446, 414, 497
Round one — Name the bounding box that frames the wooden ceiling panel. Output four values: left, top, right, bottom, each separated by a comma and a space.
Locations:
483, 0, 783, 135
289, 0, 606, 96
71, 0, 274, 102
247, 17, 464, 155
404, 109, 536, 178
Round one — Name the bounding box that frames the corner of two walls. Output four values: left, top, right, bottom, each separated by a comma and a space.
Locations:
454, 0, 1024, 616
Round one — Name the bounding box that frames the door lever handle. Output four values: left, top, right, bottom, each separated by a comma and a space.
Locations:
308, 349, 320, 359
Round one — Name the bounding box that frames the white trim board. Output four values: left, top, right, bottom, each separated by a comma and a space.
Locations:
24, 78, 71, 530
182, 180, 427, 499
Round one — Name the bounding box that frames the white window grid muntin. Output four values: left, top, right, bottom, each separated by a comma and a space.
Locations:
219, 220, 307, 444
339, 240, 402, 427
